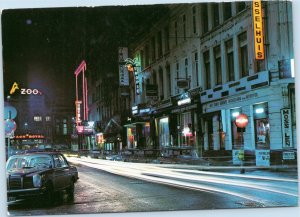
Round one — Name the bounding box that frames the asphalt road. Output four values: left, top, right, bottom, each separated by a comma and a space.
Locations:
8, 162, 264, 216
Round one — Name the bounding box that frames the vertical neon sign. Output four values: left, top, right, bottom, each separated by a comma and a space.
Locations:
253, 0, 265, 60
74, 60, 88, 126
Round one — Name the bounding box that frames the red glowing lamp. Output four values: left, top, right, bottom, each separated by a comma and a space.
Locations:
235, 113, 249, 128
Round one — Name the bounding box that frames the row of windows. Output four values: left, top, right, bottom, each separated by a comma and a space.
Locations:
143, 30, 267, 102
33, 116, 51, 122
138, 2, 247, 69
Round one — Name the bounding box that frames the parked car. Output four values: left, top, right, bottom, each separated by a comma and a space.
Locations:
88, 149, 101, 159
106, 154, 123, 161
6, 152, 79, 205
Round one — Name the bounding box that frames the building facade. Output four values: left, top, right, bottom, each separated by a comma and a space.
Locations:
124, 1, 296, 165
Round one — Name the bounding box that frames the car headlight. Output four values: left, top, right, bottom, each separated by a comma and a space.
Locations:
33, 174, 43, 188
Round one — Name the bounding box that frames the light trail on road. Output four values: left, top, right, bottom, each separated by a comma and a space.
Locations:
67, 157, 298, 207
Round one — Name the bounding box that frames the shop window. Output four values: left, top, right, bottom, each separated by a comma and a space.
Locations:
230, 108, 243, 149
127, 127, 136, 149
159, 117, 170, 147
178, 112, 194, 147
206, 113, 225, 150
253, 102, 270, 149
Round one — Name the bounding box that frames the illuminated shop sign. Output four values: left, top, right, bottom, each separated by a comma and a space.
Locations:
132, 106, 138, 115
253, 0, 265, 60
140, 108, 150, 114
118, 47, 129, 86
14, 134, 45, 139
178, 97, 191, 106
75, 100, 82, 124
281, 108, 293, 148
177, 92, 191, 106
9, 82, 43, 95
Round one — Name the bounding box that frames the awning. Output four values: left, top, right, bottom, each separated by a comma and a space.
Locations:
104, 115, 122, 134
124, 121, 149, 128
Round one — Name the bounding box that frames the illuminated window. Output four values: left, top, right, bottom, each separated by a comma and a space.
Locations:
253, 102, 270, 149
63, 119, 68, 135
159, 117, 170, 147
34, 116, 42, 122
46, 116, 51, 122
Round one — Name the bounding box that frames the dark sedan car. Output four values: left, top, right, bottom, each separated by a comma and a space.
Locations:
6, 152, 79, 205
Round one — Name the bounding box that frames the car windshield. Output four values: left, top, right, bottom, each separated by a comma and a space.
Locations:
6, 155, 53, 170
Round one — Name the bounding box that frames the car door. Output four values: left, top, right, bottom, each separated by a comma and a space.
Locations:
57, 154, 71, 188
53, 154, 68, 190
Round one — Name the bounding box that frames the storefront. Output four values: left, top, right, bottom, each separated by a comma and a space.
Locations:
201, 78, 296, 166
167, 88, 202, 157
124, 104, 151, 150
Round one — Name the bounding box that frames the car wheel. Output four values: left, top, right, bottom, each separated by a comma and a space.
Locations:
67, 179, 75, 200
43, 182, 54, 206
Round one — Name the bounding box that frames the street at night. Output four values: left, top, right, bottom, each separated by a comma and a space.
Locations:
2, 0, 299, 216
8, 158, 298, 215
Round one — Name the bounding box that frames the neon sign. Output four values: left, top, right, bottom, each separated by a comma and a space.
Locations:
253, 0, 265, 60
9, 82, 42, 95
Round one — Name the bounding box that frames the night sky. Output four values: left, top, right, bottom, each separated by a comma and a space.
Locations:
2, 5, 169, 106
